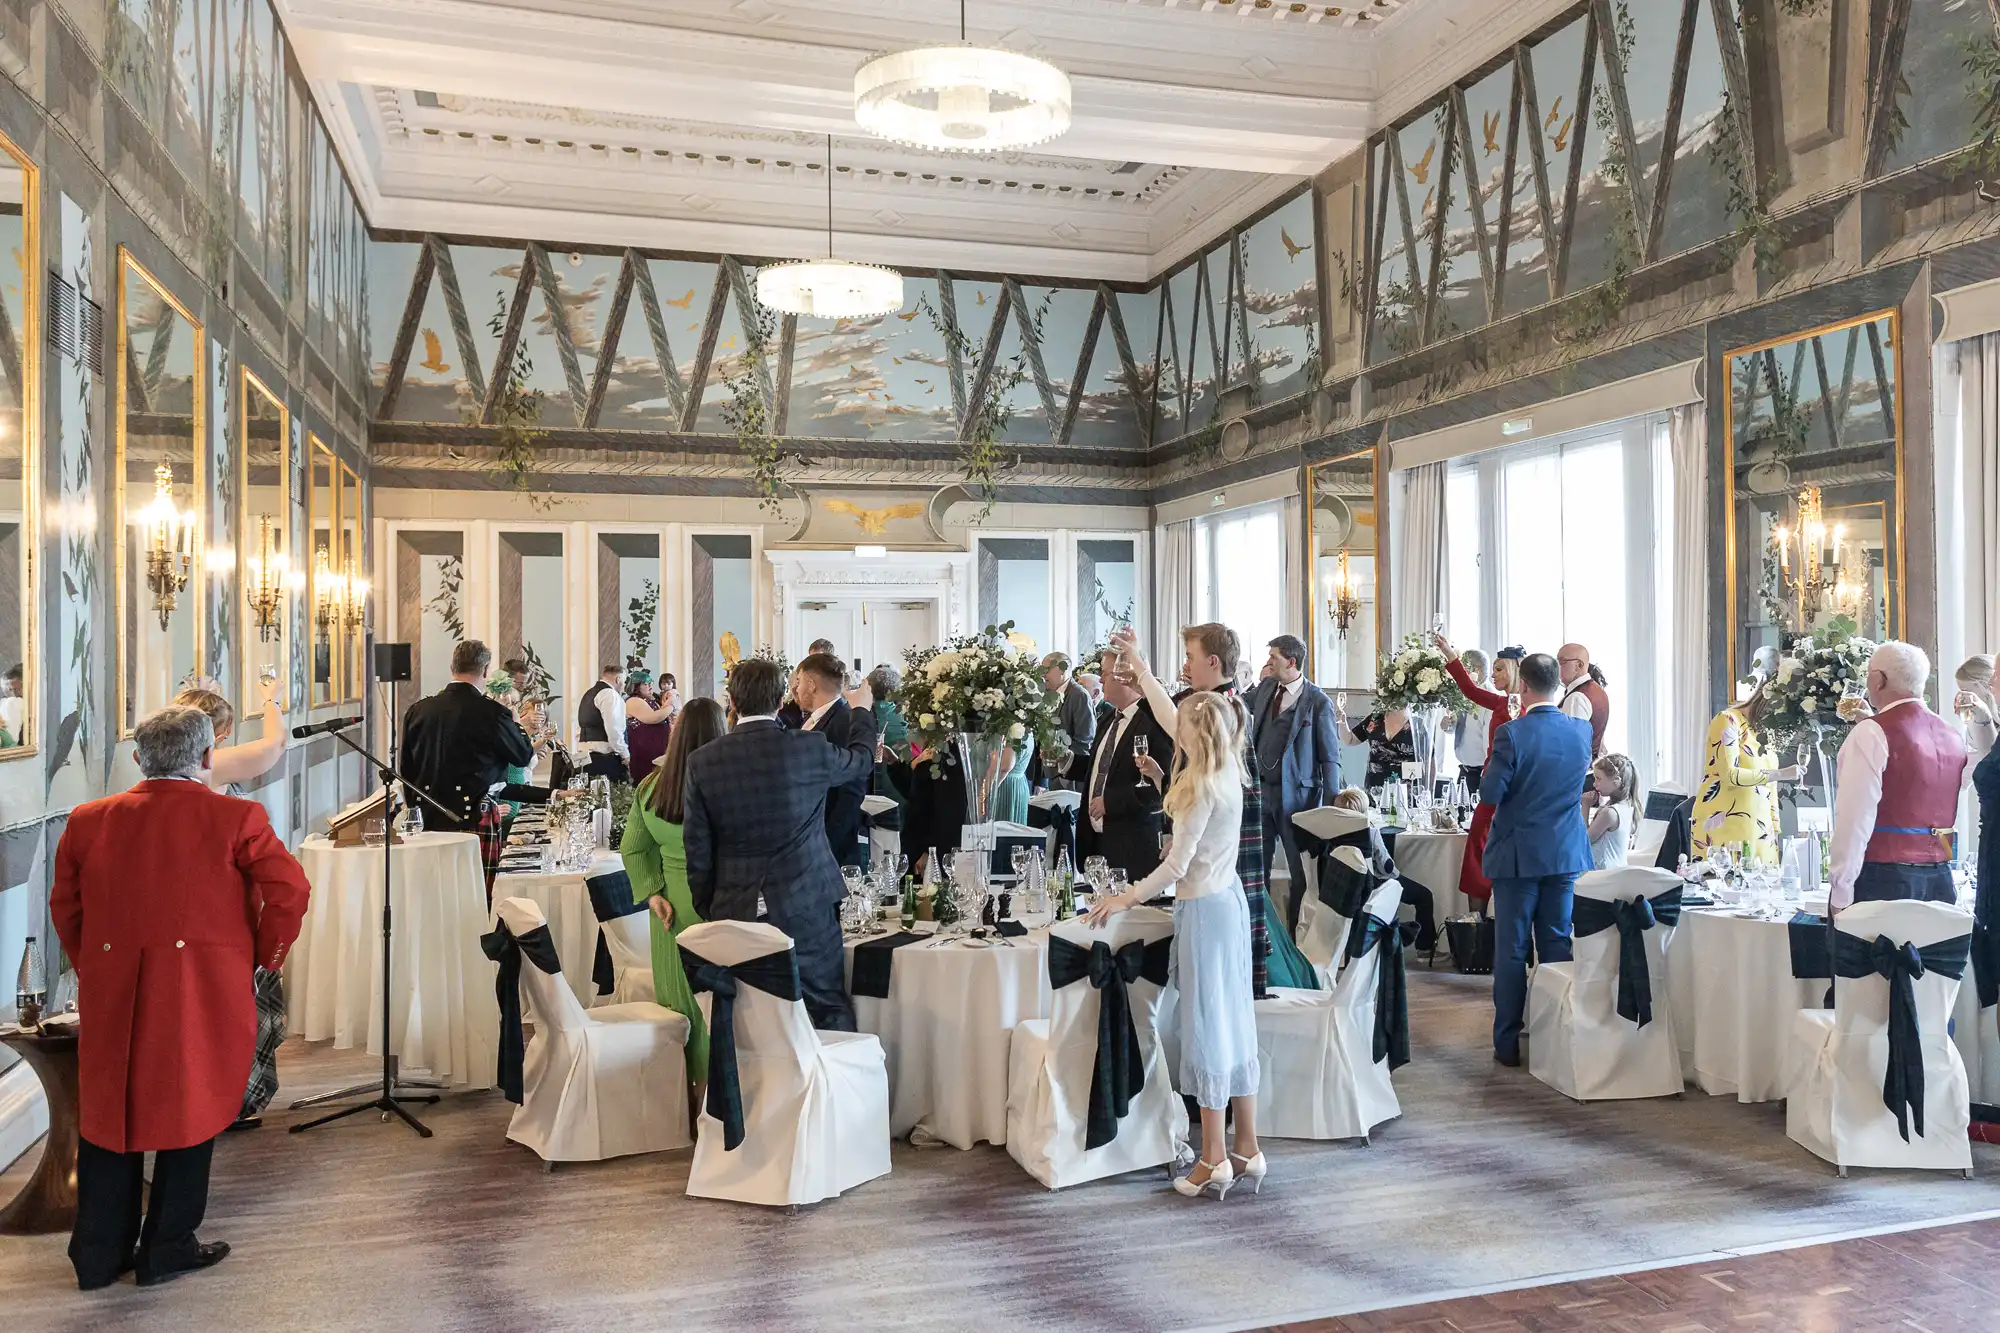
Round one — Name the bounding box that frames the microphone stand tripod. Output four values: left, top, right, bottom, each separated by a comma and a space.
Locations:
289, 717, 460, 1139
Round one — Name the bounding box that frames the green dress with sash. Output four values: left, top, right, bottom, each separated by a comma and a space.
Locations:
618, 777, 710, 1083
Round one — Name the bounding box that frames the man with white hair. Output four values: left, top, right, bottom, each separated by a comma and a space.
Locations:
1829, 640, 1969, 910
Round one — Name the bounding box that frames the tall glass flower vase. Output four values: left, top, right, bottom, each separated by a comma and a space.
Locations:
956, 731, 1004, 851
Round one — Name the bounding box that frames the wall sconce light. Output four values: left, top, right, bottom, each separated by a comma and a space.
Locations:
138, 462, 193, 632
1328, 548, 1362, 639
245, 515, 288, 644
340, 557, 368, 635
312, 547, 338, 641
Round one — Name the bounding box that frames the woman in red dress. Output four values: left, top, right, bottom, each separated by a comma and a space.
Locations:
1439, 638, 1523, 910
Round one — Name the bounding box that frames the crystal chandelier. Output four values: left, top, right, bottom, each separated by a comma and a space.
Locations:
139, 462, 194, 632
1771, 485, 1845, 630
853, 2, 1071, 153
757, 136, 904, 320
245, 515, 289, 643
1328, 549, 1362, 640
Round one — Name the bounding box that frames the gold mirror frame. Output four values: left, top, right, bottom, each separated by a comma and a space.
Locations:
1302, 447, 1383, 687
238, 369, 289, 728
338, 460, 362, 703
115, 249, 204, 740
1721, 308, 1904, 686
307, 433, 337, 708
0, 130, 37, 759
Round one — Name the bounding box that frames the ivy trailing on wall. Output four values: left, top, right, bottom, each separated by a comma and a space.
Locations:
1556, 2, 1641, 344
1707, 90, 1785, 280
478, 292, 554, 509
1955, 31, 2000, 180
918, 290, 1052, 517
623, 578, 660, 670
720, 297, 786, 513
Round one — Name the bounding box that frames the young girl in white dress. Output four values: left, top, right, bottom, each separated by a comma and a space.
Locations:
1088, 690, 1264, 1200
1585, 752, 1640, 870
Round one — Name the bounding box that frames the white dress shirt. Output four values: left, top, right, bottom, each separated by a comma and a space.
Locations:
1454, 702, 1491, 766
1827, 697, 1972, 910
1273, 674, 1305, 714
1558, 681, 1593, 724
802, 699, 837, 732
1089, 702, 1139, 832
579, 682, 629, 759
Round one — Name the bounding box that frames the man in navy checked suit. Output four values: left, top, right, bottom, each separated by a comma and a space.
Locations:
1479, 650, 1594, 1066
684, 656, 878, 1030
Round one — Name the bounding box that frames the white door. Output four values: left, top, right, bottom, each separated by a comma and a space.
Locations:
796, 600, 862, 667
860, 600, 935, 673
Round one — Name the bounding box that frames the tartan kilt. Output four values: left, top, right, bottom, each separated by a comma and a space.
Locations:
1238, 782, 1270, 998
240, 967, 286, 1119
475, 800, 513, 898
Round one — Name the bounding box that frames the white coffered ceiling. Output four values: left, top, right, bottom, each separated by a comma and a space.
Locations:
279, 0, 1572, 280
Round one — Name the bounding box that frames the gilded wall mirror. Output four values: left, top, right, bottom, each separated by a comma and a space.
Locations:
1724, 310, 1901, 683
239, 370, 288, 734
117, 250, 203, 736
308, 435, 336, 707
0, 132, 36, 755
339, 461, 364, 701
1306, 448, 1379, 690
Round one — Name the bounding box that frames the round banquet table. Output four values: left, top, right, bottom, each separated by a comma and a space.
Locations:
285, 832, 499, 1090
1388, 828, 1472, 933
843, 925, 1052, 1150
1664, 907, 1823, 1103
490, 852, 624, 1010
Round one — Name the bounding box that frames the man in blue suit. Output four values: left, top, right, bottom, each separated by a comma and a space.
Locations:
1479, 650, 1593, 1066
1247, 635, 1343, 928
684, 657, 878, 1030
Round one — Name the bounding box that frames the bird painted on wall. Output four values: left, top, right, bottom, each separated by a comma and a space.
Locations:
1408, 140, 1436, 185
1482, 109, 1501, 154
720, 631, 741, 671
1280, 227, 1307, 260
975, 290, 988, 306
1550, 114, 1574, 153
666, 289, 697, 309
418, 329, 451, 375
1544, 97, 1564, 132
825, 499, 924, 536
896, 310, 919, 322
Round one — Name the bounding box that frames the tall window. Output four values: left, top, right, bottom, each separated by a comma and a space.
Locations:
1195, 502, 1284, 680
1442, 413, 1674, 789
976, 537, 1052, 652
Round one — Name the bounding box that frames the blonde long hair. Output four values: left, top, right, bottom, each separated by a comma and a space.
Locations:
1164, 692, 1246, 823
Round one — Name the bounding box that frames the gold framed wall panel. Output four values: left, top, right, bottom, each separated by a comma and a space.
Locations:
1303, 444, 1383, 691
0, 127, 38, 760
238, 368, 290, 728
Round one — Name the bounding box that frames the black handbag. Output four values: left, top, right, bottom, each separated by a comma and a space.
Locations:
1446, 914, 1495, 975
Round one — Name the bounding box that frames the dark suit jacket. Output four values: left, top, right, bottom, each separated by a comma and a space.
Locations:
1480, 703, 1594, 880
807, 697, 874, 868
1076, 700, 1175, 880
683, 714, 878, 923
400, 682, 535, 831
901, 750, 966, 871
1247, 676, 1342, 812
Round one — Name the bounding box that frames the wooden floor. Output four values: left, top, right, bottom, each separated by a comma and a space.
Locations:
1261, 1216, 2000, 1332
3, 964, 1999, 1332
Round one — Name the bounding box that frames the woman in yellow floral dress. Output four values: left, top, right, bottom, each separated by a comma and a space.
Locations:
1691, 685, 1801, 865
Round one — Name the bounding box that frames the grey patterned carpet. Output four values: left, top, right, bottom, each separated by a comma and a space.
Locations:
5, 964, 1999, 1332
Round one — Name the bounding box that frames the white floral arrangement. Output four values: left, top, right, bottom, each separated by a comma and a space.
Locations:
1755, 626, 1876, 750
894, 622, 1068, 768
1373, 632, 1474, 715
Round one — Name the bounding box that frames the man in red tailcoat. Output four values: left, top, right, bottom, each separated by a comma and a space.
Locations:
51, 704, 310, 1290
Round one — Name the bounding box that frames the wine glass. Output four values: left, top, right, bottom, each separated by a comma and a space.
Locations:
1010, 844, 1029, 884
1132, 732, 1151, 786
1109, 868, 1130, 899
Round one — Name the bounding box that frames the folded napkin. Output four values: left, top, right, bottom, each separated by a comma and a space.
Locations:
996, 919, 1029, 938
851, 931, 928, 999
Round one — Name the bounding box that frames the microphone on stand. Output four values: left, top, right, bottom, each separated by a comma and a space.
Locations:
292, 715, 364, 739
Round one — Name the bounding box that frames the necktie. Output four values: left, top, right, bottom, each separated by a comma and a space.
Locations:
1092, 712, 1129, 800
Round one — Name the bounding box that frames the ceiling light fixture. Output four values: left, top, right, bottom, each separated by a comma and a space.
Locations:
853, 0, 1071, 153
757, 136, 905, 320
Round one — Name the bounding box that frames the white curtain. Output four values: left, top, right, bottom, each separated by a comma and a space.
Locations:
1392, 462, 1446, 642
1955, 333, 2000, 658
1153, 519, 1195, 671
1279, 493, 1303, 639
1668, 402, 1708, 788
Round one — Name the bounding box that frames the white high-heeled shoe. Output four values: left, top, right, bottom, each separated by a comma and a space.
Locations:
1229, 1151, 1268, 1195
1172, 1155, 1236, 1199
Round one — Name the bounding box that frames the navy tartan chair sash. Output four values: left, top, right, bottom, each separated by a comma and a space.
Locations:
1831, 929, 1971, 1142
680, 943, 803, 1151
1046, 932, 1173, 1150
1570, 886, 1684, 1029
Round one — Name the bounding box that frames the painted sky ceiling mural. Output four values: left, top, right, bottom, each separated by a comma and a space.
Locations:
368, 188, 1318, 452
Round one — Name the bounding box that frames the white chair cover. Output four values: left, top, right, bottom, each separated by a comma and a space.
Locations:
861, 793, 901, 869
491, 897, 692, 1163
1028, 789, 1083, 865
1253, 875, 1405, 1140
679, 919, 892, 1206
597, 910, 656, 1008
1291, 807, 1382, 981
1785, 899, 1974, 1173
1005, 908, 1187, 1189
1526, 866, 1685, 1101
1633, 780, 1686, 866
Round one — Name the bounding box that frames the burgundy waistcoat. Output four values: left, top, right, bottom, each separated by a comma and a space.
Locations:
1865, 702, 1967, 864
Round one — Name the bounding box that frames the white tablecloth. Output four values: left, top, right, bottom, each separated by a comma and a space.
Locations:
844, 926, 1052, 1150
1665, 908, 1823, 1103
1393, 829, 1470, 930
286, 832, 499, 1090
491, 852, 625, 1009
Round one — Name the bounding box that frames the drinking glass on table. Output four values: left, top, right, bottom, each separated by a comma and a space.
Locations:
362, 816, 387, 847
1132, 732, 1151, 786
1109, 868, 1130, 898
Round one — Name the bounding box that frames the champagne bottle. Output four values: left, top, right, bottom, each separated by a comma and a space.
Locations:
1053, 848, 1075, 921
900, 874, 917, 930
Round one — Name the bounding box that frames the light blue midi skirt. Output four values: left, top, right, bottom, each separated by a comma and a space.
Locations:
1171, 883, 1261, 1111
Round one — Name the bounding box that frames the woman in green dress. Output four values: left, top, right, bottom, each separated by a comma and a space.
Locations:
618, 697, 727, 1103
